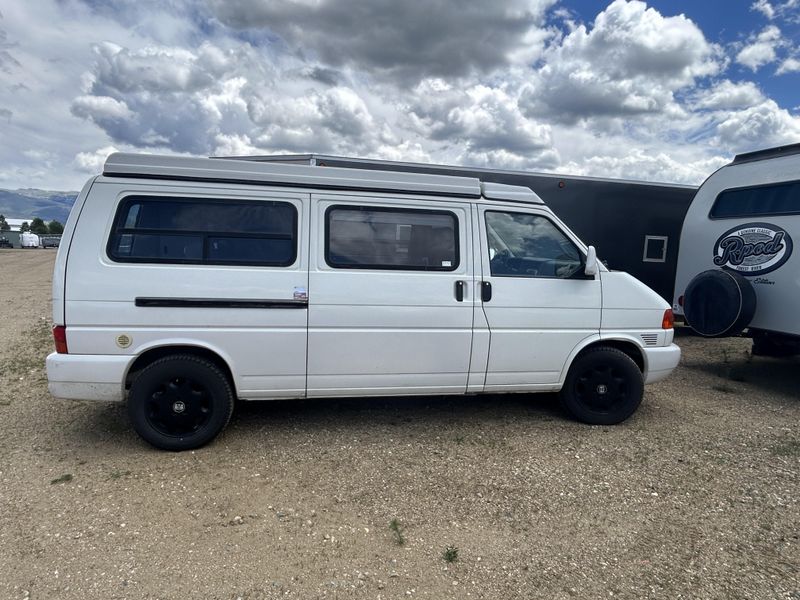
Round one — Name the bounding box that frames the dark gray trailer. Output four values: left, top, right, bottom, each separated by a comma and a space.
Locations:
221, 154, 697, 302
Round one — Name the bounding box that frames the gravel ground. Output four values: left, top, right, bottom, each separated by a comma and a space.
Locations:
0, 249, 798, 600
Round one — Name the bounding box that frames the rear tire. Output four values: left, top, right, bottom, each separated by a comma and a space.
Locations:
128, 354, 234, 451
560, 347, 644, 425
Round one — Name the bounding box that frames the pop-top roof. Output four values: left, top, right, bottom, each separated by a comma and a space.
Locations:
223, 153, 697, 190
103, 153, 542, 204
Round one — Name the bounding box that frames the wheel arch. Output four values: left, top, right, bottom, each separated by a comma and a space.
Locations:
124, 343, 237, 395
559, 335, 645, 386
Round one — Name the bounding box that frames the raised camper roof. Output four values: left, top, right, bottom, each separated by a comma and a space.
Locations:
103, 153, 543, 204
224, 153, 697, 190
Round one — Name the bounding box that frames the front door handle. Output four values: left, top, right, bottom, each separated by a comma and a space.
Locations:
454, 280, 465, 302
481, 281, 492, 302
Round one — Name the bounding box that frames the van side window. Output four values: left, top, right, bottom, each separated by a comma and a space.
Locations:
485, 211, 583, 278
710, 181, 800, 218
326, 206, 459, 271
108, 196, 297, 266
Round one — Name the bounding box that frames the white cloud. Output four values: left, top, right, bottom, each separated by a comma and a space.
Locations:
73, 146, 120, 173
70, 41, 263, 153
2, 0, 799, 192
693, 80, 765, 111
521, 0, 722, 123
751, 0, 776, 19
22, 149, 55, 162
247, 86, 387, 154
211, 134, 261, 157
735, 26, 783, 71
559, 149, 729, 186
407, 80, 554, 155
89, 41, 233, 94
713, 99, 800, 148
209, 0, 558, 83
777, 56, 800, 74
71, 95, 133, 120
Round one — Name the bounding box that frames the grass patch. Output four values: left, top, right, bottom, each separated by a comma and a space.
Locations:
770, 440, 800, 457
50, 473, 73, 485
711, 383, 737, 394
0, 318, 53, 391
442, 545, 459, 563
389, 519, 405, 546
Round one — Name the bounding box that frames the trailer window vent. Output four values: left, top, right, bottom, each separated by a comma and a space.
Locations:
640, 333, 659, 346
642, 235, 668, 263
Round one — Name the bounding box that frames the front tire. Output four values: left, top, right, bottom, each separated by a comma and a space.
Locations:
560, 347, 644, 425
128, 354, 234, 451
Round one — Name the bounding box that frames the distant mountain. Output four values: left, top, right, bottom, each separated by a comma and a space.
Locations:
0, 188, 78, 223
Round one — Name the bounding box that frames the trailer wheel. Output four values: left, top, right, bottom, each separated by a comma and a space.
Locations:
128, 354, 234, 451
683, 269, 756, 337
560, 347, 644, 425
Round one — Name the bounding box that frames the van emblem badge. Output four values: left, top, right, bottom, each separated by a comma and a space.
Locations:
116, 334, 132, 348
713, 222, 793, 276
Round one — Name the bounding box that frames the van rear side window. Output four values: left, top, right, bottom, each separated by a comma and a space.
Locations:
108, 196, 297, 266
710, 180, 800, 219
326, 206, 459, 271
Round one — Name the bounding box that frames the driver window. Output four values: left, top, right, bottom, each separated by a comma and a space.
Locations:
485, 211, 583, 278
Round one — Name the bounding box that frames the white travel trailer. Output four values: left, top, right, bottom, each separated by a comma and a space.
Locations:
674, 144, 800, 355
20, 232, 40, 248
47, 153, 679, 450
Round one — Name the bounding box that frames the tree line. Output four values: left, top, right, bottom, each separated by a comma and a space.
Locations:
0, 214, 64, 234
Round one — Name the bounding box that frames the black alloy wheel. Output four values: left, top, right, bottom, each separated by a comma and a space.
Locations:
560, 346, 644, 425
145, 376, 212, 437
128, 354, 234, 451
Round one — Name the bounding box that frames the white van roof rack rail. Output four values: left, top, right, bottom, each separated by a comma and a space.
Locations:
104, 153, 484, 199
733, 143, 800, 164
104, 153, 543, 204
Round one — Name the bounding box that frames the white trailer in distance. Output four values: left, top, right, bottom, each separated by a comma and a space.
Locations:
20, 232, 40, 248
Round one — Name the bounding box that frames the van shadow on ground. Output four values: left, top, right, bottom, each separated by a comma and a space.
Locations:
230, 391, 565, 435
70, 391, 567, 452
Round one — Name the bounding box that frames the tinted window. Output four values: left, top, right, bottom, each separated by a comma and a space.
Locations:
710, 181, 800, 218
108, 196, 297, 266
485, 211, 583, 278
326, 206, 459, 271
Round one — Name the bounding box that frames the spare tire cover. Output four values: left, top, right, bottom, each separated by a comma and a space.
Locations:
683, 269, 757, 337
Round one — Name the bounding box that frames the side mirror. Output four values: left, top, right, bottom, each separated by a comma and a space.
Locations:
584, 245, 599, 276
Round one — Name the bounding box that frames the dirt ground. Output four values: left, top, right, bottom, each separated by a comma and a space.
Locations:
0, 249, 798, 600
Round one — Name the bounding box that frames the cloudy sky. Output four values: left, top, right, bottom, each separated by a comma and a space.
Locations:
1, 0, 799, 190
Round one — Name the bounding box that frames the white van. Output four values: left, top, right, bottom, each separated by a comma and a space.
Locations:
673, 144, 800, 355
47, 153, 680, 450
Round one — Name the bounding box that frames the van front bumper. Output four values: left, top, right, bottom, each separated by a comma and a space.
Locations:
643, 344, 681, 384
46, 353, 131, 402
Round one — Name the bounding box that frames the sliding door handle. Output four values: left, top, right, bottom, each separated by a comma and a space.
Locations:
481, 281, 492, 302
454, 280, 465, 302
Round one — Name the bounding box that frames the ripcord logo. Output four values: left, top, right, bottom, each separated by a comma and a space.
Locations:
712, 222, 793, 276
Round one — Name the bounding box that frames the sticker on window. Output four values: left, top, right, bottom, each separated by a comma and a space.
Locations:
441, 260, 452, 267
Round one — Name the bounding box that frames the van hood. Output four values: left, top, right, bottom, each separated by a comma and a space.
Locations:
600, 271, 670, 330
